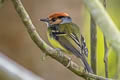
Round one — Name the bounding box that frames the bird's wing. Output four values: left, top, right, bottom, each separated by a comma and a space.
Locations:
68, 33, 88, 57
69, 33, 81, 49
52, 23, 92, 73
55, 32, 81, 49
57, 35, 81, 57
57, 35, 93, 73
81, 35, 88, 57
57, 23, 88, 57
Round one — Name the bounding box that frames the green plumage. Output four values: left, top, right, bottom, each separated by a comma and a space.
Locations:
47, 23, 80, 52
47, 22, 93, 73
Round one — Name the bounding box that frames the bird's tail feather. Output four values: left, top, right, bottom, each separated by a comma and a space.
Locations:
65, 45, 93, 73
67, 46, 93, 73
79, 53, 93, 73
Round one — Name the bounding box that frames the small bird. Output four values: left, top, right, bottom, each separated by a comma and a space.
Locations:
40, 12, 93, 73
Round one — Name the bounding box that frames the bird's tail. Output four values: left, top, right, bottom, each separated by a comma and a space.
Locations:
68, 45, 93, 73
68, 46, 93, 73
79, 53, 93, 73
57, 36, 93, 73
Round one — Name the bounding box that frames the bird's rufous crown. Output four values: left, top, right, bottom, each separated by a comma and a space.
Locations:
48, 12, 69, 19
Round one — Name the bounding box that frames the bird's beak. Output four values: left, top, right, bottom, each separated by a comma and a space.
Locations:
40, 18, 49, 22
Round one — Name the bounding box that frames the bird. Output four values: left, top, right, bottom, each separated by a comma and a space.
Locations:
40, 12, 93, 73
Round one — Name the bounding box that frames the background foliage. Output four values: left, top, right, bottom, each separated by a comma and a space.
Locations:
83, 0, 120, 78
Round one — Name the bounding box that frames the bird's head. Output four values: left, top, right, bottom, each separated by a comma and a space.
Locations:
40, 12, 72, 26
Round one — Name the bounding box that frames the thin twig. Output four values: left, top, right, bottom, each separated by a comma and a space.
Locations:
10, 0, 113, 80
90, 16, 97, 74
104, 37, 109, 78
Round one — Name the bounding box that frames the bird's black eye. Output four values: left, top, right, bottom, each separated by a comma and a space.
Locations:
51, 18, 56, 22
67, 16, 71, 19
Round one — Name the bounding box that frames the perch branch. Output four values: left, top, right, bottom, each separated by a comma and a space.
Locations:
11, 0, 112, 80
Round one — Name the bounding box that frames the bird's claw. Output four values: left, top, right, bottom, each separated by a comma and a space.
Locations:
55, 48, 71, 68
83, 67, 88, 73
55, 48, 64, 57
66, 58, 72, 68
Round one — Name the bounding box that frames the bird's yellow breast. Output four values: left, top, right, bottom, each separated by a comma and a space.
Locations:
47, 32, 68, 52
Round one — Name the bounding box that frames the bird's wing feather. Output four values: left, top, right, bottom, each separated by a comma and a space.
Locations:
57, 35, 93, 73
69, 33, 81, 49
57, 35, 81, 57
54, 23, 88, 57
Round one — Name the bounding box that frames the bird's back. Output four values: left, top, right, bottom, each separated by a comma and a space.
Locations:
47, 22, 81, 53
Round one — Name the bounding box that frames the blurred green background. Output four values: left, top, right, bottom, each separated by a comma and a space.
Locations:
0, 0, 120, 80
84, 0, 120, 79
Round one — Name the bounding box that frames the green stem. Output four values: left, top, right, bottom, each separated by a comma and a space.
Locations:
90, 16, 97, 74
104, 37, 109, 78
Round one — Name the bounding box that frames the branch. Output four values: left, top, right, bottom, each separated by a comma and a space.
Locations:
11, 0, 113, 80
0, 53, 44, 80
90, 16, 97, 74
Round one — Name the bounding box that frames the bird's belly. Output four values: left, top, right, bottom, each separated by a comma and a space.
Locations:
47, 33, 69, 53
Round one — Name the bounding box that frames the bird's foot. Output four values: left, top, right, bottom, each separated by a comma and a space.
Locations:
85, 68, 87, 72
55, 48, 71, 68
55, 48, 64, 57
83, 67, 88, 73
66, 58, 72, 68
